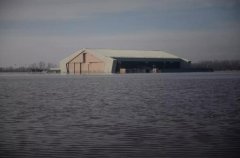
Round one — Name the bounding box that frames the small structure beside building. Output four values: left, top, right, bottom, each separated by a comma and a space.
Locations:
60, 48, 191, 74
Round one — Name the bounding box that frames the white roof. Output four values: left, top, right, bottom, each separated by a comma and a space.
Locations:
87, 48, 182, 59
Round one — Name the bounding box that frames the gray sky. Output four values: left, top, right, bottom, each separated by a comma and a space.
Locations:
0, 0, 240, 67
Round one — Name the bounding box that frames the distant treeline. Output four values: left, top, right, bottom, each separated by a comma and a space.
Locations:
1, 60, 240, 72
192, 60, 240, 71
0, 62, 57, 72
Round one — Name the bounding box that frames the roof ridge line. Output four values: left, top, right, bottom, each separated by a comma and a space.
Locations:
85, 48, 168, 52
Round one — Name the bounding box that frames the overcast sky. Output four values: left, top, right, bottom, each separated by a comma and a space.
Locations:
0, 0, 240, 67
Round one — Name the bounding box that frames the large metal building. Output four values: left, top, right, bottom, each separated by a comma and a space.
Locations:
60, 48, 191, 74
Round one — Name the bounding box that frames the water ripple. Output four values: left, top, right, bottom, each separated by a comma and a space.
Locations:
0, 72, 240, 158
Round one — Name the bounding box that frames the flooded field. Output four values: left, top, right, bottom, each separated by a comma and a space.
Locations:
0, 72, 240, 158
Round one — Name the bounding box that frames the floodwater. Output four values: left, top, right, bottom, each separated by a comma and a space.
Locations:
0, 72, 240, 158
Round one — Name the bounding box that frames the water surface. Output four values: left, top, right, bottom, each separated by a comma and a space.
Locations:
0, 72, 240, 157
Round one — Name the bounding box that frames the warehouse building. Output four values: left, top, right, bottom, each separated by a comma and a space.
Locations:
60, 48, 191, 74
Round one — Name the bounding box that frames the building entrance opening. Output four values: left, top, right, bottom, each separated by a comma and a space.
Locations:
115, 59, 181, 73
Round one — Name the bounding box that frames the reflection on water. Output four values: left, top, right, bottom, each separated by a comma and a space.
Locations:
0, 72, 240, 158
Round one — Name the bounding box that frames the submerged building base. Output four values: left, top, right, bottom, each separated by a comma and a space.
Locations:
60, 48, 191, 74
